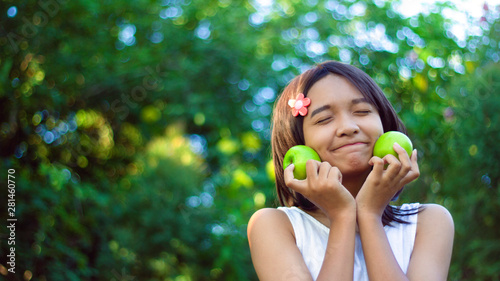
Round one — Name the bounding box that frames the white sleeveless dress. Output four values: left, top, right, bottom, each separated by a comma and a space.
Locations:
278, 203, 419, 280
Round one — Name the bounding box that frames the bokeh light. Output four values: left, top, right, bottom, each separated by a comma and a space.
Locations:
7, 6, 17, 17
118, 24, 137, 47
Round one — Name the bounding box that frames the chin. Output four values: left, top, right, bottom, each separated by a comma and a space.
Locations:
340, 157, 371, 173
342, 165, 370, 175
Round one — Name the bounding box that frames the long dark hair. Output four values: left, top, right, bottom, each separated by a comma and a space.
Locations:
271, 61, 419, 226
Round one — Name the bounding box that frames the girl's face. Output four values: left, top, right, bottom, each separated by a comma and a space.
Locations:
303, 74, 384, 177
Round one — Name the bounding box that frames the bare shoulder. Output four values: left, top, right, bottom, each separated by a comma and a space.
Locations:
407, 204, 455, 280
247, 208, 293, 239
418, 203, 454, 230
414, 203, 454, 258
247, 208, 310, 280
249, 207, 288, 221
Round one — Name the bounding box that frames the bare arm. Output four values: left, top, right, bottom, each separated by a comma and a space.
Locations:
316, 211, 356, 281
248, 160, 358, 281
356, 144, 421, 280
406, 204, 454, 280
357, 204, 454, 281
357, 211, 409, 280
248, 208, 313, 281
247, 208, 357, 281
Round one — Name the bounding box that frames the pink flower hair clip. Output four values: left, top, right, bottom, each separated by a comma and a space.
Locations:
288, 93, 311, 117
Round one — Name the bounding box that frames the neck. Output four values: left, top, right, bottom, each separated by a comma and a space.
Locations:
341, 169, 370, 198
302, 170, 369, 229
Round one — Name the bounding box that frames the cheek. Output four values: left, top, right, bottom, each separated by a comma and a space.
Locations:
364, 117, 383, 135
304, 127, 332, 151
373, 115, 384, 131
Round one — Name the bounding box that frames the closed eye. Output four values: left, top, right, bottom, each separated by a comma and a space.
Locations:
315, 117, 332, 124
355, 110, 371, 115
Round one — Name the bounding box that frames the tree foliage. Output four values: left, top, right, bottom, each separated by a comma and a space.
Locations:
0, 0, 499, 280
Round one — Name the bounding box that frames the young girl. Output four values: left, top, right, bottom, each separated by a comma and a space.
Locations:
247, 61, 454, 281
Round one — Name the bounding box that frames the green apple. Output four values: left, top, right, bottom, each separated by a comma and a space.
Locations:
373, 131, 413, 159
283, 145, 321, 180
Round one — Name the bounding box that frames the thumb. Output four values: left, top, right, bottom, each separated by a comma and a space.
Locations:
284, 164, 308, 194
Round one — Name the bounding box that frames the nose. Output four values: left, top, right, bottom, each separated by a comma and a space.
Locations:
335, 114, 359, 137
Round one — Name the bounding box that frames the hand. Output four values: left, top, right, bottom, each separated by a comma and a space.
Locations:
284, 160, 356, 220
356, 143, 420, 218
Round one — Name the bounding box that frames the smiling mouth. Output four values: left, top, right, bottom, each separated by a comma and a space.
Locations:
335, 142, 366, 150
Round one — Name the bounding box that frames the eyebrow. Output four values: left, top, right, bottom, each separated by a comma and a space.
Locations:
352, 97, 370, 105
310, 105, 331, 118
310, 98, 371, 118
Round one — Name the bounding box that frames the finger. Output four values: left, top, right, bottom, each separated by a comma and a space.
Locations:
328, 165, 343, 182
410, 149, 419, 166
393, 143, 412, 175
393, 149, 420, 186
407, 149, 420, 181
284, 164, 296, 182
284, 164, 308, 193
317, 161, 332, 179
393, 142, 411, 166
383, 153, 401, 168
306, 159, 321, 180
383, 153, 403, 178
369, 156, 385, 175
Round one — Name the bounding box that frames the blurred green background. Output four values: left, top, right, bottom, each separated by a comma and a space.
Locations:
0, 0, 499, 280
